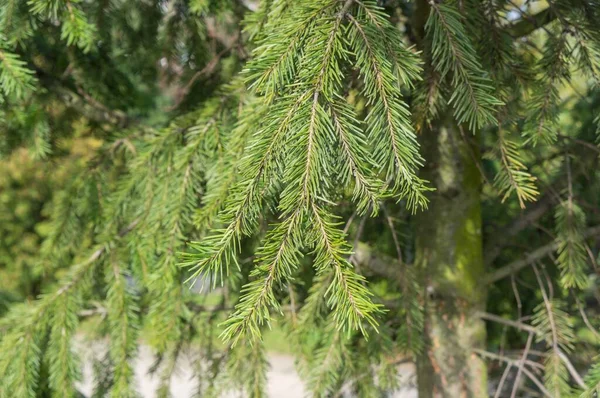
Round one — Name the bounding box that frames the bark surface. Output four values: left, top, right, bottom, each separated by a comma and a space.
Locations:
415, 121, 488, 398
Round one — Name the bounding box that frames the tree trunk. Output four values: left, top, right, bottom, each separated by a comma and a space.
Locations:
415, 120, 488, 397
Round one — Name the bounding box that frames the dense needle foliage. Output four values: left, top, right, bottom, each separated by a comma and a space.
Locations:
1, 0, 600, 397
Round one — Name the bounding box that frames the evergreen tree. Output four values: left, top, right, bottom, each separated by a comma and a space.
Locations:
1, 0, 600, 397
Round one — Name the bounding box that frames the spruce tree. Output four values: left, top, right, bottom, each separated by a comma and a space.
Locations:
1, 0, 600, 397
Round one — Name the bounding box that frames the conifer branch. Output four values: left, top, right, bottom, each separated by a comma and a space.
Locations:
347, 13, 428, 210
226, 339, 268, 397
47, 293, 82, 396
29, 0, 96, 52
106, 259, 139, 397
524, 30, 570, 144
308, 326, 348, 397
0, 212, 137, 396
354, 0, 422, 87
194, 95, 261, 230
329, 100, 381, 213
183, 91, 311, 282
246, 1, 336, 99
0, 241, 107, 396
310, 203, 382, 334
581, 360, 600, 397
296, 270, 335, 328
494, 126, 539, 208
426, 2, 502, 130
0, 48, 37, 99
348, 14, 411, 174
555, 200, 589, 289
220, 209, 302, 344
4, 1, 600, 395
214, 1, 390, 344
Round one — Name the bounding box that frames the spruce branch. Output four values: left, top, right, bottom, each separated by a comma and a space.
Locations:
544, 351, 572, 396
194, 95, 260, 230
347, 13, 428, 211
226, 339, 268, 397
245, 1, 337, 100
243, 0, 274, 40
220, 209, 303, 344
28, 0, 96, 52
493, 126, 539, 208
296, 269, 335, 329
581, 360, 600, 397
523, 30, 571, 144
0, 211, 137, 396
310, 203, 382, 335
183, 91, 312, 283
307, 326, 348, 397
354, 0, 422, 88
531, 267, 579, 398
329, 99, 382, 214
47, 293, 82, 396
0, 307, 43, 398
412, 62, 444, 133
0, 48, 36, 99
105, 259, 139, 398
211, 1, 387, 344
426, 2, 502, 130
554, 201, 589, 289
0, 238, 112, 397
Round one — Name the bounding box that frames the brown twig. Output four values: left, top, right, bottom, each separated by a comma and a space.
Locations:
494, 363, 512, 398
474, 349, 551, 398
483, 225, 600, 284
168, 44, 235, 111
510, 332, 534, 398
573, 293, 600, 341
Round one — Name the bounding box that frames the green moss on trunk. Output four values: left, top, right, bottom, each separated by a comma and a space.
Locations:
415, 121, 488, 397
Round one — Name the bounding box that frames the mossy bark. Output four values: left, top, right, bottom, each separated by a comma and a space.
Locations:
415, 121, 488, 397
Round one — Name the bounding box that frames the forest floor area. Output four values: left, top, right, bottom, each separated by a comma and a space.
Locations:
75, 340, 417, 397
75, 289, 417, 397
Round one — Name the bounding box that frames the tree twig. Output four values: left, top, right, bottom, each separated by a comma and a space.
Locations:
484, 193, 556, 267
476, 310, 587, 389
511, 274, 523, 320
510, 332, 533, 398
506, 5, 555, 38
494, 363, 512, 398
483, 225, 600, 284
474, 349, 552, 398
168, 44, 236, 110
573, 293, 600, 341
532, 264, 559, 350
476, 311, 536, 334
381, 204, 403, 264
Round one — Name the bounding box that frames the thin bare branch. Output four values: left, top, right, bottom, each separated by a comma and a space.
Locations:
510, 332, 534, 398
484, 225, 600, 284
474, 349, 551, 398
